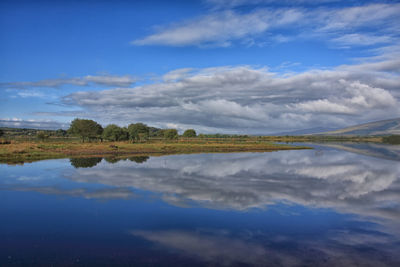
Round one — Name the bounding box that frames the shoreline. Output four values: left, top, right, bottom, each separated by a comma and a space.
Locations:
0, 141, 311, 165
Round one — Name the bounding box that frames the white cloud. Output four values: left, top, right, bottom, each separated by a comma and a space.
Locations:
0, 118, 68, 129
132, 10, 273, 47
60, 55, 400, 134
0, 74, 137, 89
331, 33, 393, 47
131, 3, 400, 48
163, 68, 194, 82
16, 91, 47, 98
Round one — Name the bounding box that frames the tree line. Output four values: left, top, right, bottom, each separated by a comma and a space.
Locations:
68, 118, 197, 142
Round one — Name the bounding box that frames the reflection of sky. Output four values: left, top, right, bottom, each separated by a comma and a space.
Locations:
66, 150, 400, 225
1, 147, 400, 266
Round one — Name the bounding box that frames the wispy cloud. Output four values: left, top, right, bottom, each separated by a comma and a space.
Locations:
0, 74, 137, 89
132, 9, 301, 47
132, 3, 400, 48
0, 118, 69, 129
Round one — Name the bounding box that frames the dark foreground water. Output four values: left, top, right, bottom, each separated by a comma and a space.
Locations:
1, 144, 399, 266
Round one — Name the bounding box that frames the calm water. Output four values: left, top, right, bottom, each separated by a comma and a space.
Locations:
1, 144, 399, 266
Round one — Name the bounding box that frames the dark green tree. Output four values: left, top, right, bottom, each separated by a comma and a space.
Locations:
0, 129, 4, 137
128, 123, 149, 142
103, 124, 129, 141
55, 129, 67, 137
68, 118, 103, 142
182, 129, 196, 138
163, 129, 178, 140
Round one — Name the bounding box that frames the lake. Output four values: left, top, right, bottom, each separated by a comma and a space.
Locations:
1, 143, 399, 266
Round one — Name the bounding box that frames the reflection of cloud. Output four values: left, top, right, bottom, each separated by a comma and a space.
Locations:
65, 150, 400, 230
131, 230, 295, 266
4, 186, 134, 200
132, 229, 400, 267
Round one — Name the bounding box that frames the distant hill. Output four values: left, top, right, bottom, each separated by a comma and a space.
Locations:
271, 127, 335, 136
315, 118, 400, 136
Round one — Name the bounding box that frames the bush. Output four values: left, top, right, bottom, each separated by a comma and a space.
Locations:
183, 129, 196, 138
68, 118, 103, 142
163, 129, 178, 140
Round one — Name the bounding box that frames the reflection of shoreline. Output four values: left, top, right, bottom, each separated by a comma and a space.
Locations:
69, 156, 149, 168
306, 142, 400, 161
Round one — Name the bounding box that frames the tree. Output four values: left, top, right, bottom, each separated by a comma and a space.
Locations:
0, 129, 4, 137
68, 118, 103, 142
55, 129, 67, 137
183, 129, 196, 138
163, 129, 178, 140
128, 123, 149, 142
36, 131, 49, 141
103, 124, 129, 141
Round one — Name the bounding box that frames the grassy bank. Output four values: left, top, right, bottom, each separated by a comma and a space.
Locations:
0, 140, 310, 164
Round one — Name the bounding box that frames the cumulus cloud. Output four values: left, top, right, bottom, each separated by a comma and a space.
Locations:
60, 55, 400, 134
132, 3, 400, 47
0, 118, 68, 129
0, 74, 137, 89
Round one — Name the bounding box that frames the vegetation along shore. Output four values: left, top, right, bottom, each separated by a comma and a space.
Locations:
0, 118, 312, 164
1, 118, 399, 165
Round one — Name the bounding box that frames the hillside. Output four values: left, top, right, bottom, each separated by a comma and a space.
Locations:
316, 118, 400, 136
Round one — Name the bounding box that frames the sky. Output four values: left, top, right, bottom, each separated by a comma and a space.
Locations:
0, 0, 399, 134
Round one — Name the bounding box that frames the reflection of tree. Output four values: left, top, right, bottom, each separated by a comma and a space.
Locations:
104, 157, 120, 164
69, 157, 102, 168
129, 156, 149, 163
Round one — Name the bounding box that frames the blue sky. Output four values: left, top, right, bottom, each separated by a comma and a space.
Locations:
1, 0, 399, 133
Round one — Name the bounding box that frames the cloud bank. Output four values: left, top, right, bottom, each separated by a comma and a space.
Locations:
60, 54, 400, 134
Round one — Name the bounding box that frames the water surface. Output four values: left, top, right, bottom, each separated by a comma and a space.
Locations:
1, 144, 399, 266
